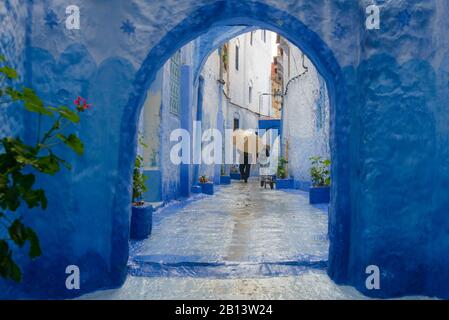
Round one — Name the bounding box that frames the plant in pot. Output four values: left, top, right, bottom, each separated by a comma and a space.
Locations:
220, 165, 231, 185
199, 175, 214, 195
276, 157, 294, 189
130, 135, 153, 240
309, 156, 331, 204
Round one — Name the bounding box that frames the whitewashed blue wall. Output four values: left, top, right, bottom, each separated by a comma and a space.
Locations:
282, 43, 330, 186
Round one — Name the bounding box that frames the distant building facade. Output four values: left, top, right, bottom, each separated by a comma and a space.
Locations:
270, 34, 284, 119
222, 30, 275, 129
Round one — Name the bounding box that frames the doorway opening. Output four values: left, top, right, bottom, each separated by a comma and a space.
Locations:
110, 1, 351, 298
125, 26, 339, 297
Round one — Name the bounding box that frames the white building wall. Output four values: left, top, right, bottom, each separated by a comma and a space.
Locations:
226, 30, 274, 124
141, 72, 162, 169
227, 36, 245, 108
247, 30, 274, 116
199, 49, 222, 179
281, 39, 330, 186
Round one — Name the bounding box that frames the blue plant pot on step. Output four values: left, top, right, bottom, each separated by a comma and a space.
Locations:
309, 186, 330, 204
276, 178, 294, 190
230, 173, 241, 180
200, 182, 214, 195
220, 175, 231, 185
130, 203, 153, 240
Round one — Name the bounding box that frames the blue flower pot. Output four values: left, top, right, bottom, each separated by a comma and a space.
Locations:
276, 178, 294, 190
191, 185, 202, 194
220, 175, 231, 185
230, 173, 241, 180
130, 203, 153, 240
309, 186, 330, 204
200, 182, 214, 195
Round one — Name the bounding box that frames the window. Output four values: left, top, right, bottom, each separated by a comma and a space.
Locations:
235, 44, 239, 70
169, 50, 181, 115
233, 118, 240, 130
261, 30, 266, 42
248, 81, 253, 104
250, 32, 254, 46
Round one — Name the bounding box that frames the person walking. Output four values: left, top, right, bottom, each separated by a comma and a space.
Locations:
239, 151, 251, 183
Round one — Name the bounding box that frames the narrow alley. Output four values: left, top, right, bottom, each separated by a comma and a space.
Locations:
2, 0, 448, 302
81, 180, 367, 300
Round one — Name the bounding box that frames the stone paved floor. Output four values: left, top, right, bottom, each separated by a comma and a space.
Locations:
81, 180, 369, 300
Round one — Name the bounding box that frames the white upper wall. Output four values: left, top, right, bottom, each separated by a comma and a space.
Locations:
227, 30, 275, 117
280, 37, 309, 88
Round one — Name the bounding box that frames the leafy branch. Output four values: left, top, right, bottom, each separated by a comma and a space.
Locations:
132, 133, 148, 206
0, 55, 91, 281
277, 157, 288, 179
310, 156, 331, 187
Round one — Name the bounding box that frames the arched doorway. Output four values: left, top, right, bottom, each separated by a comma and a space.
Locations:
111, 0, 351, 287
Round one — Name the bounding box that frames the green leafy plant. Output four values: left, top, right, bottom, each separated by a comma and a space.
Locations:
310, 156, 331, 187
0, 55, 89, 281
222, 46, 228, 71
277, 157, 288, 179
199, 175, 209, 184
132, 134, 148, 206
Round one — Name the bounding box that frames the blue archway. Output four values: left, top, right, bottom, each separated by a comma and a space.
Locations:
112, 0, 352, 286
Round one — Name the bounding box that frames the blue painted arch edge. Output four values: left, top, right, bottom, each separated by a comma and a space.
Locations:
113, 0, 352, 287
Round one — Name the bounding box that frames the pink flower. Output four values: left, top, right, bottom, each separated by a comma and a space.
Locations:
74, 96, 85, 105
74, 96, 92, 112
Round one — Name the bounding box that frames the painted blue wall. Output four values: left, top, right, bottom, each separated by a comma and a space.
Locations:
0, 0, 27, 141
1, 0, 449, 300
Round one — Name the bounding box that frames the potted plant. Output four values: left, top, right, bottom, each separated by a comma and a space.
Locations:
309, 156, 331, 204
230, 165, 241, 180
199, 175, 214, 195
130, 135, 153, 240
276, 157, 294, 189
220, 165, 231, 185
